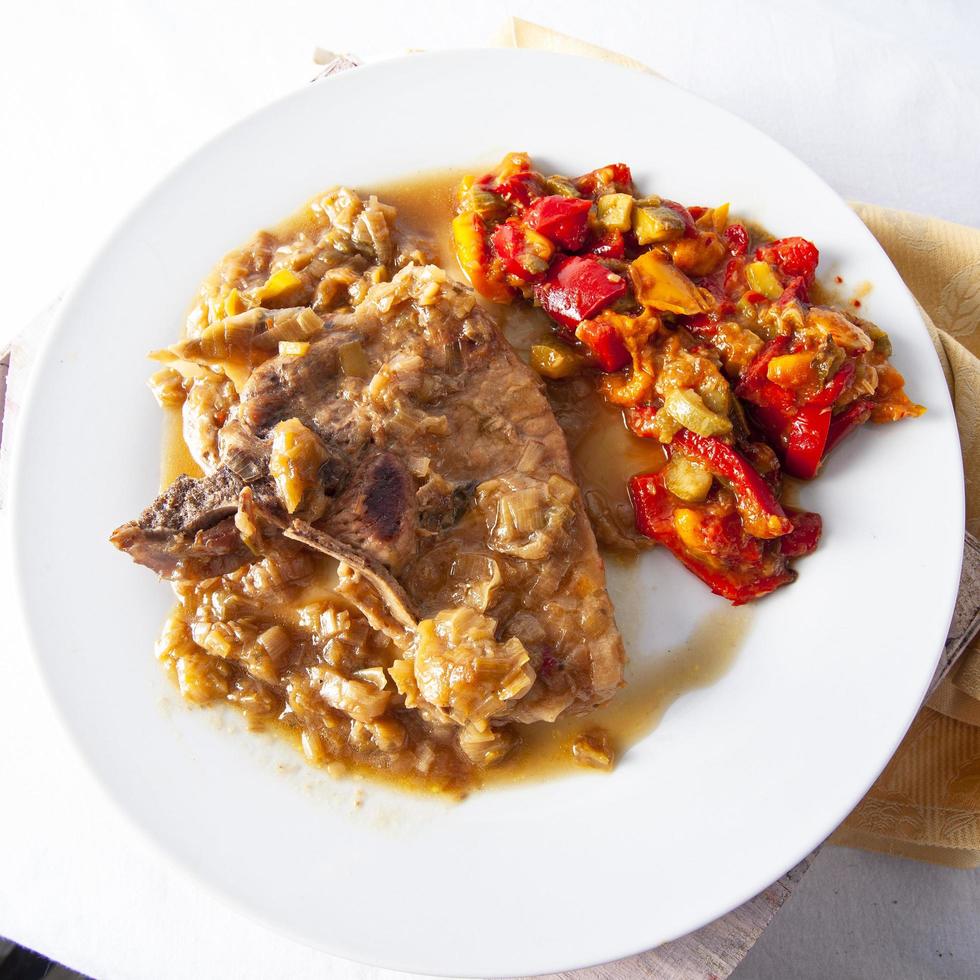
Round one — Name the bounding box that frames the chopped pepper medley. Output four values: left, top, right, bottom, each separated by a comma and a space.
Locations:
452, 153, 924, 604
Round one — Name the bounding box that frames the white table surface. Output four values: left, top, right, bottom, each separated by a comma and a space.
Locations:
2, 2, 979, 978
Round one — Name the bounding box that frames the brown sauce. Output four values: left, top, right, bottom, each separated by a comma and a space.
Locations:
486, 606, 751, 786
161, 406, 203, 489
368, 170, 466, 273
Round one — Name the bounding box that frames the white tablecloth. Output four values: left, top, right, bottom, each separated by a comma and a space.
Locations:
2, 2, 980, 978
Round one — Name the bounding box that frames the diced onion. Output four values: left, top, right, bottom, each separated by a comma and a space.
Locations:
570, 730, 615, 770
338, 340, 371, 378
530, 341, 580, 379
596, 193, 633, 232
256, 625, 291, 662
663, 455, 714, 503
664, 388, 733, 437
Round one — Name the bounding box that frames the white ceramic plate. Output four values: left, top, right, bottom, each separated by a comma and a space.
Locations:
11, 50, 963, 977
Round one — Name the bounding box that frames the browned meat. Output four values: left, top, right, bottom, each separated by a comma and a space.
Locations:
237, 325, 371, 444
134, 466, 245, 531
325, 453, 418, 571
110, 515, 247, 580
110, 468, 252, 578
285, 520, 418, 638
217, 420, 270, 482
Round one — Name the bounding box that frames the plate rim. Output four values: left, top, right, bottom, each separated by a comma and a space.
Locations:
7, 48, 966, 977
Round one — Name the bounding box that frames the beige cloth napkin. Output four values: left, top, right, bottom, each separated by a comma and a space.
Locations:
507, 19, 980, 868
830, 206, 980, 866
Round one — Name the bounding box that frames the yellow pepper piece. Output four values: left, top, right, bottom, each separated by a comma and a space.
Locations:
633, 205, 686, 245
278, 341, 310, 357
496, 152, 531, 179
522, 227, 555, 273
255, 268, 304, 304
673, 508, 705, 552
452, 212, 484, 266
695, 203, 730, 235
745, 261, 783, 300
452, 212, 511, 303
669, 233, 727, 277
767, 351, 817, 388
630, 249, 712, 315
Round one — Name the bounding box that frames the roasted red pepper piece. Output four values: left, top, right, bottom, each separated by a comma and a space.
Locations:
744, 342, 778, 384
534, 255, 628, 329
685, 313, 716, 340
771, 392, 874, 482
723, 223, 750, 256
825, 398, 874, 457
806, 360, 855, 409
724, 258, 745, 292
575, 317, 631, 372
737, 337, 796, 413
490, 221, 530, 281
748, 402, 792, 451
490, 220, 550, 282
779, 509, 823, 557
778, 275, 810, 304
574, 162, 633, 196
742, 352, 857, 471
586, 229, 626, 259
782, 405, 831, 479
494, 171, 544, 206
629, 473, 795, 604
699, 567, 798, 604
697, 510, 764, 564
746, 360, 858, 479
749, 390, 865, 482
755, 237, 819, 283
523, 195, 593, 251
700, 256, 745, 305
660, 199, 698, 237
672, 430, 793, 539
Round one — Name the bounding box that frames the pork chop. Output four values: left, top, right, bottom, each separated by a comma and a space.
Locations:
112, 192, 626, 768
115, 265, 625, 720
